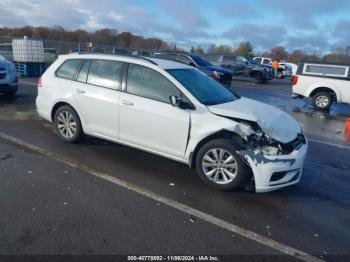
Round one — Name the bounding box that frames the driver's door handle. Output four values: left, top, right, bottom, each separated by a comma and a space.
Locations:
122, 100, 134, 106
76, 89, 86, 94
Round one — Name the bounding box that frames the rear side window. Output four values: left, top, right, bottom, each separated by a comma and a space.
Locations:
304, 64, 348, 77
126, 64, 180, 103
77, 60, 91, 83
56, 59, 81, 80
262, 59, 270, 65
87, 60, 123, 90
254, 58, 262, 64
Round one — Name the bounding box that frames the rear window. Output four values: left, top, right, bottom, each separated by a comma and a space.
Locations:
254, 58, 262, 64
303, 64, 349, 77
56, 59, 81, 80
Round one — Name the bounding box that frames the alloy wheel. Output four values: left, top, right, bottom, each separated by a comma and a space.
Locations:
57, 111, 77, 139
201, 148, 238, 185
315, 95, 329, 108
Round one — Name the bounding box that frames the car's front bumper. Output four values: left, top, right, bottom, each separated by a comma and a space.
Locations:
237, 142, 308, 193
0, 71, 18, 93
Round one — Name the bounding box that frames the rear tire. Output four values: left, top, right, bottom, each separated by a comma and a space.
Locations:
54, 105, 83, 143
312, 91, 332, 110
195, 139, 249, 191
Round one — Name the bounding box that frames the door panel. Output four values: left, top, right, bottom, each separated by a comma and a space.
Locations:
73, 81, 120, 139
119, 93, 190, 158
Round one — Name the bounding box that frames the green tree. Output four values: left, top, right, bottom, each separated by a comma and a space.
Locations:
194, 46, 204, 55
270, 46, 288, 61
233, 41, 254, 57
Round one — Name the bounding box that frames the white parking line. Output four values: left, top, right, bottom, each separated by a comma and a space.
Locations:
0, 131, 325, 262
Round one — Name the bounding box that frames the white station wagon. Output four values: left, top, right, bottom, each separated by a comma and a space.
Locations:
36, 54, 308, 193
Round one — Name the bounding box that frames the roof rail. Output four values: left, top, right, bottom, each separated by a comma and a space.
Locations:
131, 55, 158, 65
76, 52, 158, 65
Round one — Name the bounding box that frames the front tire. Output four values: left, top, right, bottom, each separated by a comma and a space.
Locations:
195, 139, 249, 191
4, 86, 18, 95
254, 72, 265, 84
54, 105, 83, 143
312, 92, 332, 110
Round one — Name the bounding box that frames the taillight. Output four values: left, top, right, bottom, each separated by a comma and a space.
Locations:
291, 75, 298, 85
37, 77, 42, 87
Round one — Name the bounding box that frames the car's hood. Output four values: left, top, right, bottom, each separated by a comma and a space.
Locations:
208, 97, 301, 143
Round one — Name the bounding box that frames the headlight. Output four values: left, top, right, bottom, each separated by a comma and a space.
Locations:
247, 131, 282, 156
260, 146, 280, 156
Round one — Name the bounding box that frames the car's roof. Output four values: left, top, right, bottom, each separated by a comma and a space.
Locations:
59, 53, 192, 70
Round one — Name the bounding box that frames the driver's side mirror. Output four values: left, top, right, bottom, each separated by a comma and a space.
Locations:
170, 96, 195, 110
170, 95, 182, 107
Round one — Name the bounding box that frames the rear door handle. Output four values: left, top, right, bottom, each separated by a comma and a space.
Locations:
76, 89, 86, 94
122, 100, 134, 106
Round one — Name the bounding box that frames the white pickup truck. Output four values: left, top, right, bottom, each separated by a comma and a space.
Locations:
292, 62, 350, 110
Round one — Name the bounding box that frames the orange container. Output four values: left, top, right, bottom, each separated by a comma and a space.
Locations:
344, 118, 350, 142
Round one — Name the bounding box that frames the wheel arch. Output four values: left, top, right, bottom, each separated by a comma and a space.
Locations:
250, 70, 262, 78
188, 129, 245, 169
307, 86, 339, 102
51, 102, 84, 128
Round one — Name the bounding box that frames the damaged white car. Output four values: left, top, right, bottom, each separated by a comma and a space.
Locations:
36, 54, 307, 193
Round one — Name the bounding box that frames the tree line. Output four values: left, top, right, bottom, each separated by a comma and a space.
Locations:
1, 26, 349, 64
196, 42, 350, 64
0, 26, 172, 52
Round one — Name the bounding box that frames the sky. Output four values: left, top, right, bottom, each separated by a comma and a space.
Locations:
0, 0, 349, 53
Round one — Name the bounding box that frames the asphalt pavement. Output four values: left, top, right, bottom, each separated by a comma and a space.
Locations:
0, 78, 349, 262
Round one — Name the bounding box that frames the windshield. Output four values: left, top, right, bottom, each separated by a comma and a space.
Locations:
245, 56, 257, 65
167, 69, 239, 106
191, 55, 212, 67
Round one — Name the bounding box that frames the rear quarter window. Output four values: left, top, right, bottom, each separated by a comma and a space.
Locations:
56, 59, 81, 80
303, 64, 349, 77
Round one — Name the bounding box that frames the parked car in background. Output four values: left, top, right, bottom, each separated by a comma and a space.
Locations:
153, 52, 233, 86
132, 50, 150, 56
286, 62, 298, 76
292, 62, 350, 110
0, 43, 13, 61
253, 57, 272, 66
0, 55, 18, 95
112, 48, 130, 55
205, 54, 274, 84
92, 47, 105, 54
44, 48, 58, 63
254, 57, 293, 78
36, 53, 307, 193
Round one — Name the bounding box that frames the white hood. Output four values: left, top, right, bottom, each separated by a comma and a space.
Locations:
208, 97, 301, 143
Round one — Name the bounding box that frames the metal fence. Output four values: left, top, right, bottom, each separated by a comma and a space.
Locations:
0, 35, 165, 65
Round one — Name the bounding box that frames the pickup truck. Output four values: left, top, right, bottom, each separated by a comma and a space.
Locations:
292, 61, 350, 110
205, 54, 274, 84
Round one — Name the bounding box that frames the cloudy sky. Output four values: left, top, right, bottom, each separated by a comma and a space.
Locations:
0, 0, 349, 53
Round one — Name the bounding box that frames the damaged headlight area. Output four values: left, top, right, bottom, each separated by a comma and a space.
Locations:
245, 131, 283, 156
244, 131, 306, 156
218, 115, 306, 156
